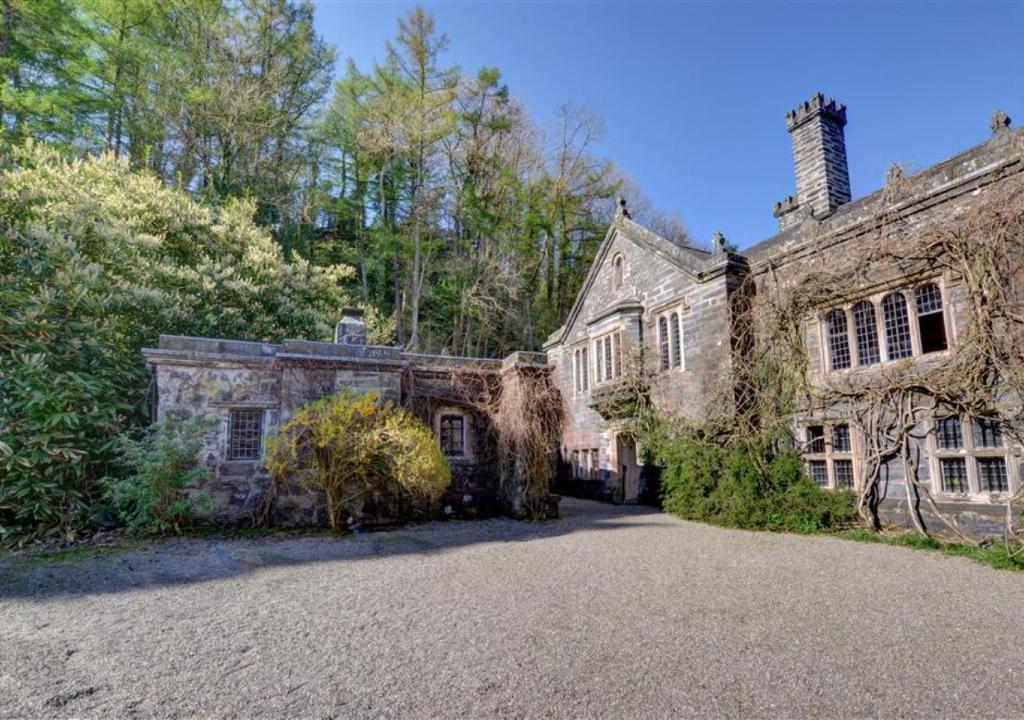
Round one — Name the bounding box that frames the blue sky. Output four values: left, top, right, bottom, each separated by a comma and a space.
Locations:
311, 1, 1023, 249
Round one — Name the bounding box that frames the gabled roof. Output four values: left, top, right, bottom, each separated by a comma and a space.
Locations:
543, 216, 714, 349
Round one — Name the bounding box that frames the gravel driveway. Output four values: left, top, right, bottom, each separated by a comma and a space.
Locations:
1, 497, 1022, 719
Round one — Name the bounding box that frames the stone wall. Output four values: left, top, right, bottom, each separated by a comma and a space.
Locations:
143, 336, 524, 527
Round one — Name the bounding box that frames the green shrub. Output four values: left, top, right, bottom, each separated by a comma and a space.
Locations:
0, 142, 363, 543
266, 391, 451, 532
101, 417, 212, 536
651, 423, 857, 533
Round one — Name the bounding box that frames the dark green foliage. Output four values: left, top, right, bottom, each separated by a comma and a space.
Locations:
100, 417, 212, 537
653, 426, 857, 533
0, 145, 354, 545
839, 529, 1024, 571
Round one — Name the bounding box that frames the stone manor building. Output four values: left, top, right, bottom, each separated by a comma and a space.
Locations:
146, 92, 1024, 531
544, 93, 1023, 530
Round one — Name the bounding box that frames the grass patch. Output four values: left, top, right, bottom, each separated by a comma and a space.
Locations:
838, 529, 1024, 571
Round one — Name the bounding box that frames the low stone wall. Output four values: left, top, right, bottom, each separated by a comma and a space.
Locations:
879, 498, 1013, 538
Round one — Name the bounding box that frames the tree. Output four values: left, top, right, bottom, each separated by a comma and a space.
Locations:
0, 143, 356, 543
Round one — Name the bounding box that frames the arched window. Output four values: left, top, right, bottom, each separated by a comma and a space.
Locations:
882, 292, 913, 360
852, 301, 880, 366
613, 255, 624, 289
915, 283, 947, 353
825, 309, 851, 370
669, 312, 682, 368
658, 316, 669, 370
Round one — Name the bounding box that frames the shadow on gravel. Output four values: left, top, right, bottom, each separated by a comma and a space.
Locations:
0, 499, 666, 601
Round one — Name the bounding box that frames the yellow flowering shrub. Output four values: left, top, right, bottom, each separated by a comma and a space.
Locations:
265, 391, 450, 531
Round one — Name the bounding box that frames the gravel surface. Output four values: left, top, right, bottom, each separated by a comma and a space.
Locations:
1, 497, 1022, 719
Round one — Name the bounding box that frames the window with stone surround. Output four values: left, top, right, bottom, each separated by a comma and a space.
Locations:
593, 330, 623, 384
573, 346, 589, 394
915, 283, 948, 354
228, 409, 263, 460
930, 414, 1014, 496
882, 292, 914, 360
852, 301, 880, 366
613, 254, 625, 289
435, 408, 472, 459
439, 414, 465, 456
658, 316, 669, 370
825, 310, 851, 371
801, 422, 856, 490
655, 307, 684, 371
820, 280, 951, 374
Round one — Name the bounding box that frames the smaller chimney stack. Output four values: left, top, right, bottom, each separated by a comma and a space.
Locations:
335, 308, 367, 345
774, 92, 852, 230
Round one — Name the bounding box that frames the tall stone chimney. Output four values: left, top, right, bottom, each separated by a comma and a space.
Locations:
334, 308, 367, 345
773, 92, 852, 230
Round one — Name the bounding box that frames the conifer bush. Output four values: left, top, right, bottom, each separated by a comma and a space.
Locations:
265, 391, 451, 532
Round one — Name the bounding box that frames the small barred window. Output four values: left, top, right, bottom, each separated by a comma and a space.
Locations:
825, 310, 851, 371
228, 409, 263, 460
440, 414, 465, 456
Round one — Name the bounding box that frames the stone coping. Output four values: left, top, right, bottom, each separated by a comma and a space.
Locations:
143, 334, 548, 372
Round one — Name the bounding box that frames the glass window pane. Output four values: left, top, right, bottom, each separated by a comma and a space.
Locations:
936, 417, 963, 449
440, 415, 465, 456
806, 426, 825, 453
882, 293, 913, 360
915, 283, 944, 315
826, 310, 851, 370
670, 312, 682, 368
971, 417, 1003, 448
658, 317, 669, 370
940, 458, 968, 493
612, 333, 621, 378
809, 461, 828, 487
852, 301, 880, 366
977, 458, 1008, 493
832, 424, 851, 452
833, 460, 855, 489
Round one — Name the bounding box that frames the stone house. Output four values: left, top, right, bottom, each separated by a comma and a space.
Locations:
143, 317, 547, 525
544, 93, 1024, 531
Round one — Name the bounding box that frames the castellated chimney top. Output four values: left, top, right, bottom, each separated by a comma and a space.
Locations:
335, 308, 367, 345
786, 92, 847, 132
773, 92, 852, 230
